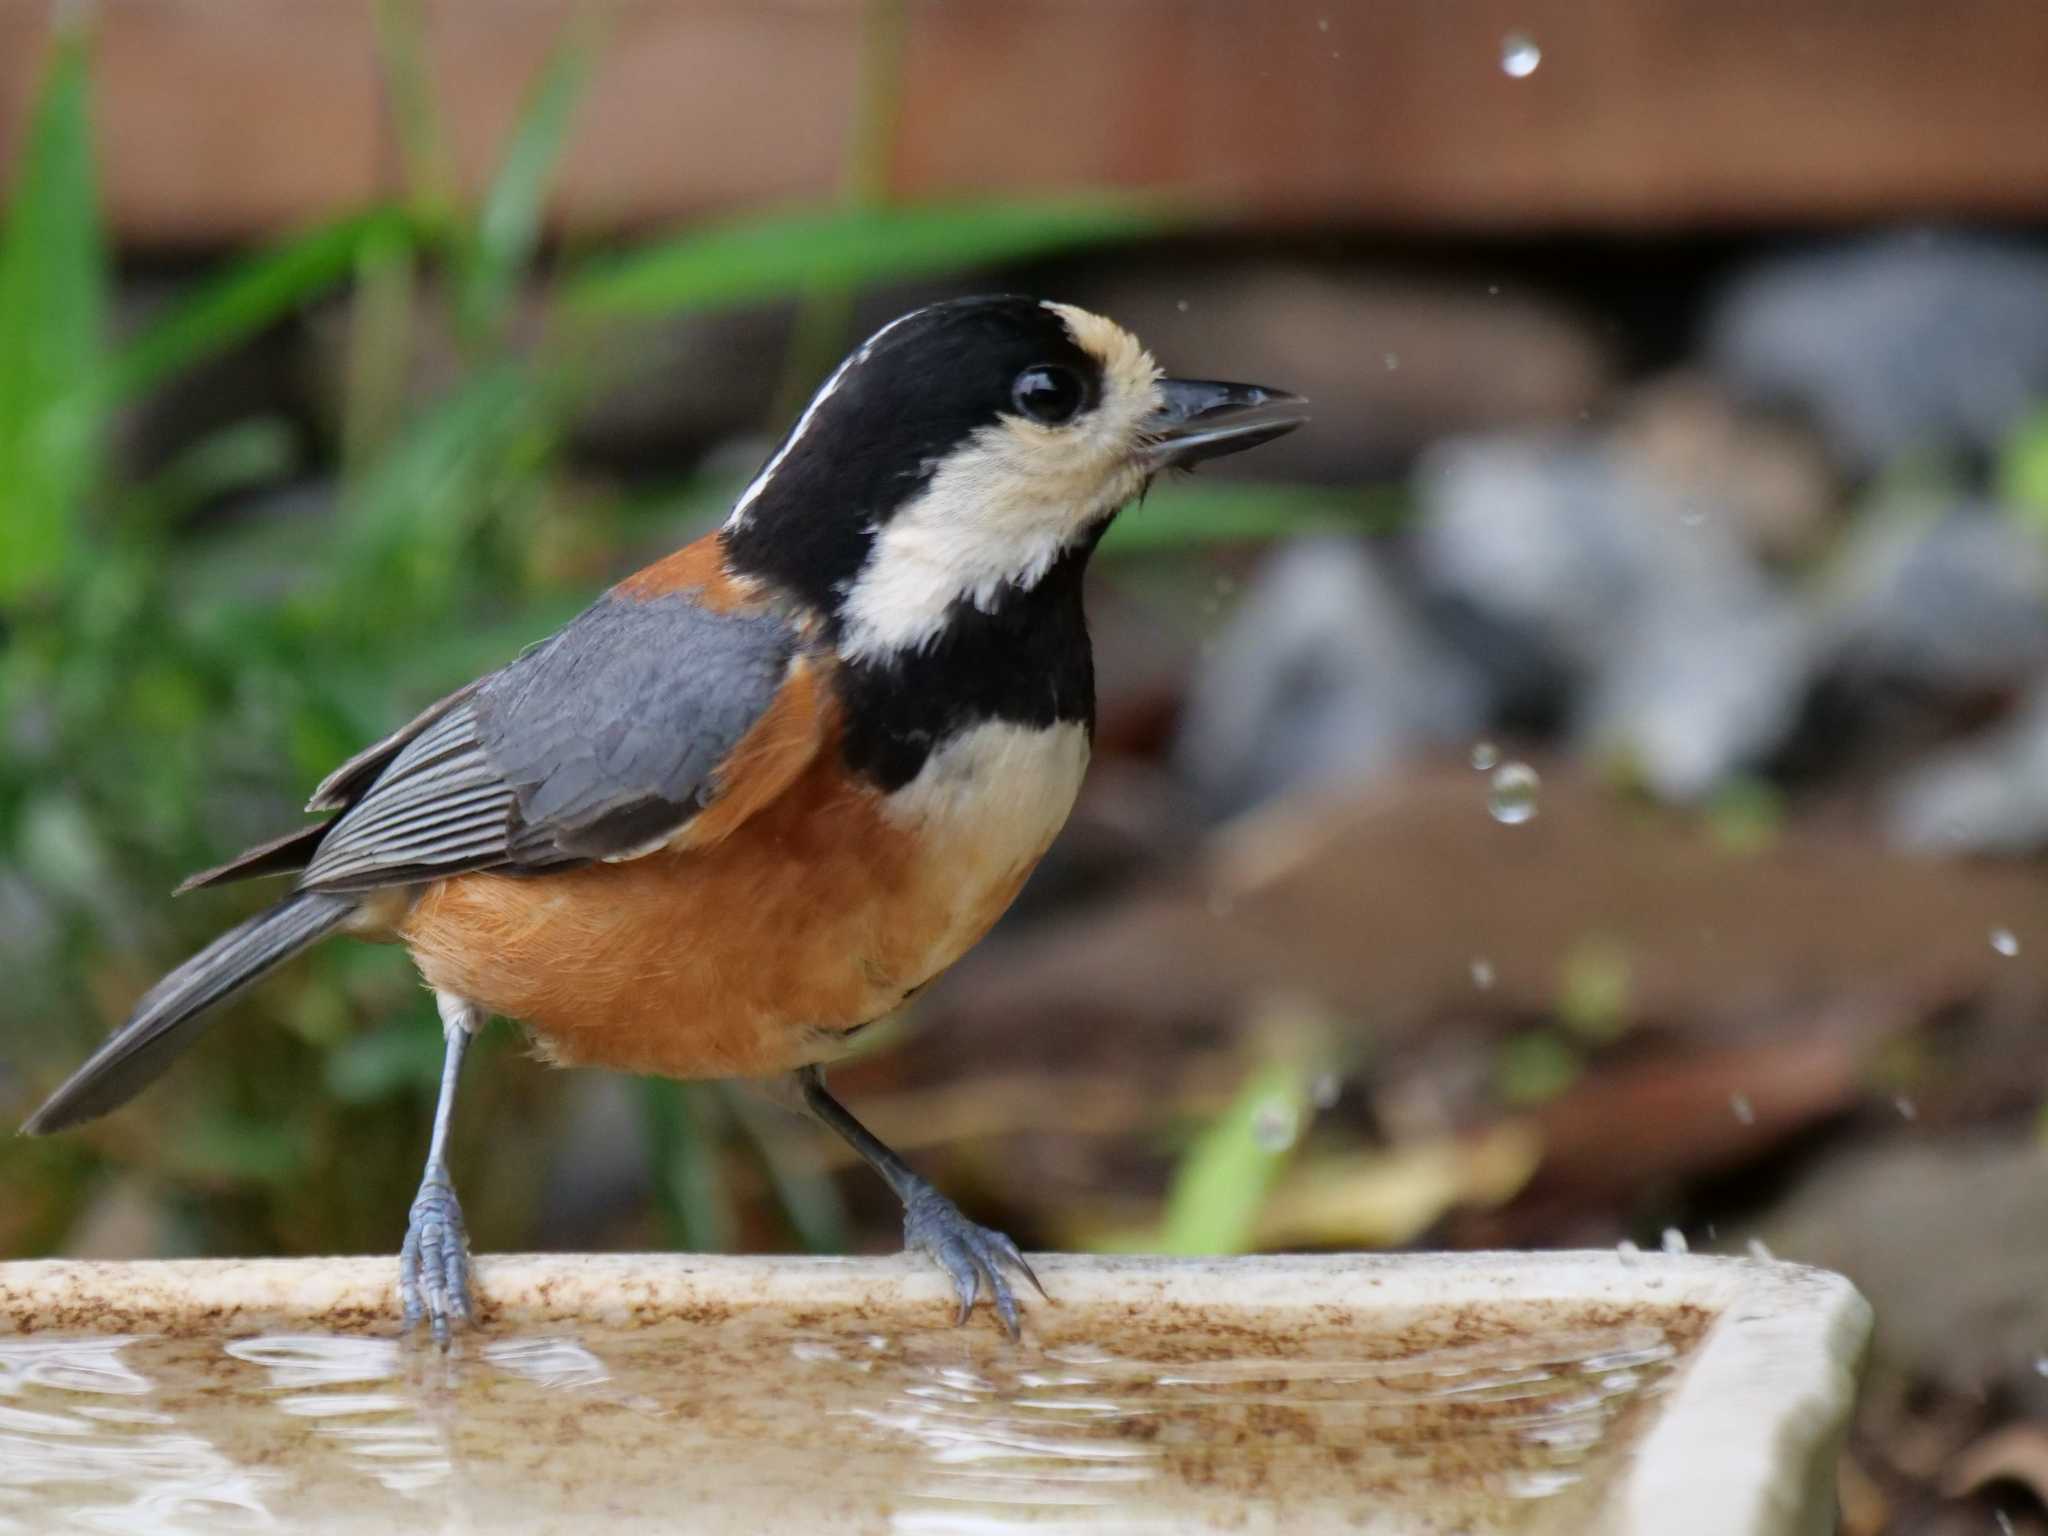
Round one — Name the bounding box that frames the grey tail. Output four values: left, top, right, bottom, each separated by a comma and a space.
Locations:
21, 891, 357, 1135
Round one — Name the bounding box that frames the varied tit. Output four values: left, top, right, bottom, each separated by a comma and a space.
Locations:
24, 295, 1305, 1342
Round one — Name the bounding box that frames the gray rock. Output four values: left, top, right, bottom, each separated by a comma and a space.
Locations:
1707, 232, 2048, 473
1886, 681, 2048, 854
1818, 502, 2048, 696
1578, 586, 1811, 804
1173, 537, 1488, 818
1414, 433, 1814, 801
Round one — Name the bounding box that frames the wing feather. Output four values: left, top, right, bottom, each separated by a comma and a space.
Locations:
293, 589, 803, 892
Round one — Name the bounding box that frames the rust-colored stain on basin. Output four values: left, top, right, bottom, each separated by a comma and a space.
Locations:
0, 1253, 1866, 1534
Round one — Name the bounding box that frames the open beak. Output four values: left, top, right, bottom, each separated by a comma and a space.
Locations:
1142, 379, 1308, 470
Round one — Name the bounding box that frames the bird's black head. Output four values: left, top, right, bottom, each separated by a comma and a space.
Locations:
721, 296, 1303, 660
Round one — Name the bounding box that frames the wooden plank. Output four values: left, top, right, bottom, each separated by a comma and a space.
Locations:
1, 0, 2044, 244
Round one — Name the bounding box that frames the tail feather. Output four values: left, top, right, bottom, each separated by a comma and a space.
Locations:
22, 891, 357, 1135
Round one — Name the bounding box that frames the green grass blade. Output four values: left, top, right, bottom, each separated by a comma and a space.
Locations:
721, 1084, 849, 1255
459, 24, 593, 344
109, 209, 415, 401
371, 0, 456, 227
0, 27, 107, 603
1158, 1057, 1310, 1256
637, 1079, 736, 1252
563, 199, 1166, 316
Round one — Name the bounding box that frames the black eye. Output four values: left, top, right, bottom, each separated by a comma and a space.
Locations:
1011, 365, 1086, 425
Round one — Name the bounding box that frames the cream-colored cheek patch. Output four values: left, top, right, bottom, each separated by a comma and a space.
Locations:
835, 304, 1165, 662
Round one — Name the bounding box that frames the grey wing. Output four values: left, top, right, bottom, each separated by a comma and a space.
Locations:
297, 593, 800, 894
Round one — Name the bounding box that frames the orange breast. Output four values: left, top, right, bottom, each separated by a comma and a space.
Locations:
397, 718, 1086, 1081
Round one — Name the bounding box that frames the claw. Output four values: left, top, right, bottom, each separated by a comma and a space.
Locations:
399, 1175, 473, 1348
902, 1183, 1040, 1341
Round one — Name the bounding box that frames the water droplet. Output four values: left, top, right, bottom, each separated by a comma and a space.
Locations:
1615, 1239, 1641, 1267
2034, 1356, 2048, 1378
1997, 1510, 2017, 1536
1488, 762, 1541, 825
1747, 1238, 1775, 1262
1894, 1094, 1918, 1122
1470, 740, 1501, 771
1992, 927, 2020, 957
1730, 1093, 1755, 1125
1251, 1099, 1300, 1152
1504, 1468, 1581, 1499
1470, 957, 1496, 991
1383, 351, 1400, 371
1500, 32, 1541, 78
1487, 283, 1501, 296
1317, 15, 1330, 31
1175, 298, 1190, 314
1660, 1228, 1688, 1255
1309, 1072, 1342, 1110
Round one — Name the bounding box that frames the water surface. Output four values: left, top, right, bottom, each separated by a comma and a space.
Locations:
0, 1295, 1692, 1534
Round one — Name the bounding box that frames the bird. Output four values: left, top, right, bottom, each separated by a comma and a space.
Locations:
22, 295, 1305, 1343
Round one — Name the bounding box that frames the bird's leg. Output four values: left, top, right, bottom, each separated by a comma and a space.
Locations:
798, 1065, 1044, 1339
400, 994, 480, 1346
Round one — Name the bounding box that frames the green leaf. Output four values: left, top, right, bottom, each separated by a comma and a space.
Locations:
0, 26, 107, 603
109, 210, 415, 401
371, 0, 456, 226
1158, 1057, 1310, 1256
338, 363, 543, 573
458, 26, 592, 344
565, 199, 1166, 316
1556, 934, 1633, 1042
637, 1079, 735, 1252
325, 1019, 447, 1104
1102, 481, 1406, 556
723, 1084, 847, 1255
2000, 404, 2048, 532
1494, 1031, 1583, 1106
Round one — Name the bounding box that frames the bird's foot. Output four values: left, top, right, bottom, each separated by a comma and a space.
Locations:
399, 1173, 473, 1347
902, 1181, 1044, 1341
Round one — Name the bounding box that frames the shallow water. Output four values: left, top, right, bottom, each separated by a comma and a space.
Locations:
0, 1302, 1689, 1534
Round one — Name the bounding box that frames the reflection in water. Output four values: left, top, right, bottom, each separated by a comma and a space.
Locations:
229, 1333, 449, 1499
0, 1337, 273, 1536
0, 1310, 1686, 1533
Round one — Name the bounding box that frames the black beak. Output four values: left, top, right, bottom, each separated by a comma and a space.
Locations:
1144, 379, 1308, 469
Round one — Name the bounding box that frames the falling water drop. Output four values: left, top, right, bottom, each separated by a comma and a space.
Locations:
1470, 957, 1497, 991
1470, 741, 1501, 771
1729, 1093, 1756, 1125
1488, 762, 1541, 825
1992, 927, 2021, 957
1251, 1099, 1300, 1153
1500, 32, 1541, 78
1660, 1228, 1689, 1256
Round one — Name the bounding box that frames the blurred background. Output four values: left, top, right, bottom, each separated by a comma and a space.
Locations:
3, 2, 2048, 1528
